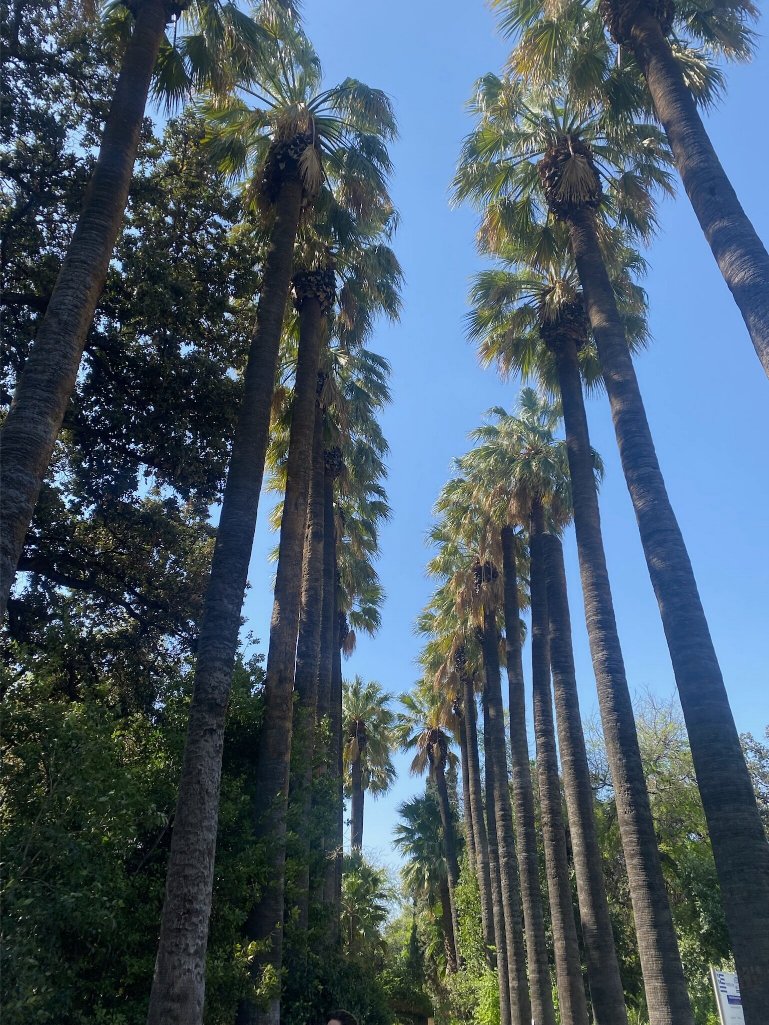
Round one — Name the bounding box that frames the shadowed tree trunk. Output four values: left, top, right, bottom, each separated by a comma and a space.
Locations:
568, 202, 769, 1025
237, 273, 330, 1025
462, 673, 496, 965
146, 167, 306, 1025
602, 2, 769, 379
501, 525, 556, 1025
350, 731, 365, 851
439, 875, 459, 973
542, 529, 628, 1025
0, 0, 169, 616
329, 596, 345, 917
530, 505, 589, 1025
291, 398, 326, 931
430, 751, 461, 970
482, 707, 513, 1025
480, 602, 531, 1025
456, 701, 477, 874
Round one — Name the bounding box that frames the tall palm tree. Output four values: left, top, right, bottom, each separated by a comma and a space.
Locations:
343, 675, 396, 851
466, 236, 633, 1025
397, 686, 462, 970
394, 791, 459, 974
500, 0, 769, 377
428, 488, 530, 1025
0, 0, 268, 615
469, 394, 590, 1025
416, 596, 497, 966
457, 74, 768, 1023
148, 25, 396, 1025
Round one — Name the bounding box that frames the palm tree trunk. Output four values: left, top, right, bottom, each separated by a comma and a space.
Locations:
501, 525, 556, 1025
481, 697, 513, 1025
541, 528, 628, 1025
481, 604, 532, 1025
146, 174, 305, 1025
322, 579, 344, 930
316, 454, 336, 724
351, 753, 364, 850
547, 293, 694, 1025
0, 0, 168, 616
462, 674, 497, 965
237, 289, 325, 1025
456, 704, 478, 875
291, 400, 326, 931
530, 504, 590, 1025
432, 759, 461, 970
439, 875, 459, 973
568, 205, 769, 1025
622, 8, 769, 379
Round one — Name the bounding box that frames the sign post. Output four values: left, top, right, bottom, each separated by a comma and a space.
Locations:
710, 968, 745, 1025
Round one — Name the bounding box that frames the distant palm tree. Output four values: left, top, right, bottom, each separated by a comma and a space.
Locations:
343, 676, 396, 851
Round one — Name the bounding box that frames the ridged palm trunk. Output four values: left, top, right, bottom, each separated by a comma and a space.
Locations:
439, 875, 459, 973
316, 451, 338, 723
501, 525, 556, 1025
568, 203, 769, 1025
431, 755, 461, 971
480, 603, 531, 1025
147, 170, 306, 1025
350, 750, 365, 850
0, 0, 168, 616
461, 673, 496, 964
291, 400, 326, 931
456, 705, 477, 874
603, 2, 769, 379
541, 529, 628, 1025
541, 280, 694, 1025
329, 599, 345, 915
238, 278, 329, 1025
529, 505, 590, 1025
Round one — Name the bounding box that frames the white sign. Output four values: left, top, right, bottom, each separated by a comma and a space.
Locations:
710, 968, 745, 1025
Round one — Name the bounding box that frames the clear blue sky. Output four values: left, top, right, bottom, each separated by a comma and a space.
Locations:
241, 1, 769, 873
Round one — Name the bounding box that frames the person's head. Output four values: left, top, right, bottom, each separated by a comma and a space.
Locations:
327, 1011, 358, 1025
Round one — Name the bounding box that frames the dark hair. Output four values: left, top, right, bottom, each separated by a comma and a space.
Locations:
327, 1011, 358, 1025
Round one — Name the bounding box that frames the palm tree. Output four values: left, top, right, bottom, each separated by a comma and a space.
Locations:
397, 686, 462, 970
501, 0, 769, 377
469, 393, 590, 1025
148, 24, 396, 1025
429, 487, 530, 1025
343, 676, 396, 851
394, 792, 459, 974
458, 73, 769, 1022
0, 0, 268, 616
466, 234, 642, 1025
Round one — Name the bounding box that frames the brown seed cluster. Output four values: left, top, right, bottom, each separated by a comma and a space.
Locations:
599, 0, 675, 45
293, 267, 337, 316
260, 132, 316, 205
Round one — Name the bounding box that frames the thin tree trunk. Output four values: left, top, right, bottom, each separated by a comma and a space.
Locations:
482, 694, 513, 1025
456, 704, 478, 876
350, 754, 364, 850
569, 205, 769, 1025
432, 759, 461, 970
542, 529, 628, 1025
0, 0, 168, 615
462, 674, 496, 965
623, 8, 769, 379
291, 400, 326, 931
331, 601, 344, 911
481, 604, 532, 1025
316, 455, 336, 724
501, 525, 556, 1025
546, 281, 694, 1025
146, 175, 304, 1025
530, 505, 590, 1025
236, 289, 325, 1025
439, 875, 459, 973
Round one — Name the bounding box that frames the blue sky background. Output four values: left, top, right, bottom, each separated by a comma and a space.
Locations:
240, 1, 769, 873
